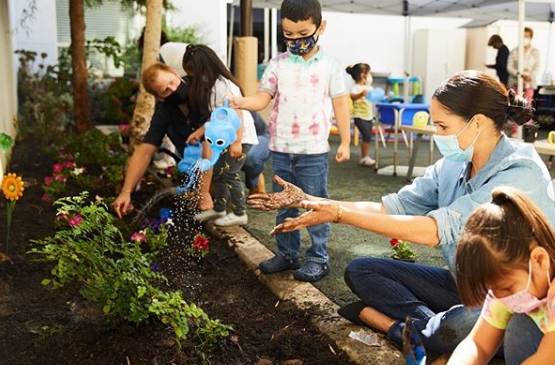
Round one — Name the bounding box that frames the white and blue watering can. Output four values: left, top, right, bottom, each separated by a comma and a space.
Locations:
176, 99, 241, 194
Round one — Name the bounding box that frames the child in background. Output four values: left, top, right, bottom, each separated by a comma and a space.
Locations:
184, 45, 258, 227
229, 0, 351, 282
450, 186, 555, 365
346, 63, 375, 166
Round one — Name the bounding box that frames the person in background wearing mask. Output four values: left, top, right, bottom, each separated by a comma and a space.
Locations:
507, 27, 540, 101
486, 35, 509, 87
113, 63, 212, 218
247, 71, 555, 360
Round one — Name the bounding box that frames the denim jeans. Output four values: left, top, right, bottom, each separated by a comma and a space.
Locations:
271, 151, 330, 263
242, 135, 270, 190
345, 257, 480, 355
504, 314, 543, 365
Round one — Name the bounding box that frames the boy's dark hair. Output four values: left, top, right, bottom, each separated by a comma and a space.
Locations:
280, 0, 322, 26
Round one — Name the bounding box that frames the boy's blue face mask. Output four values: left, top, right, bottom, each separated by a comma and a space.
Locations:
284, 26, 320, 56
433, 116, 481, 162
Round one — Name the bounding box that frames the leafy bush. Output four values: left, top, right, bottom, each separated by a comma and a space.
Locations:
30, 193, 232, 349
16, 50, 74, 141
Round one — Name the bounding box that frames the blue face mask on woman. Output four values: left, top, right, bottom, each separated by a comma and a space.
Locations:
433, 117, 481, 162
284, 27, 320, 56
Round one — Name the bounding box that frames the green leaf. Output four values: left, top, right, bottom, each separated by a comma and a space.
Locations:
103, 305, 111, 314
41, 279, 51, 286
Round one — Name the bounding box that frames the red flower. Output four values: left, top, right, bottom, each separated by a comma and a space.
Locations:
193, 233, 209, 252
41, 193, 51, 202
54, 174, 67, 182
118, 124, 130, 133
389, 238, 399, 247
62, 161, 76, 169
67, 214, 84, 227
52, 163, 63, 173
44, 176, 53, 186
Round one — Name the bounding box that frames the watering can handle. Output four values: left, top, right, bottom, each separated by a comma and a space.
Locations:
224, 98, 229, 108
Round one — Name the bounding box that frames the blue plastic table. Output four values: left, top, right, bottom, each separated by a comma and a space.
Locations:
375, 103, 431, 176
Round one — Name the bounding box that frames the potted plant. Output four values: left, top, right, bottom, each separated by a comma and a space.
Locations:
389, 238, 417, 262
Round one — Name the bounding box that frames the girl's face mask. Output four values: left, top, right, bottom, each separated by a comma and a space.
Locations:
284, 26, 320, 56
497, 260, 550, 313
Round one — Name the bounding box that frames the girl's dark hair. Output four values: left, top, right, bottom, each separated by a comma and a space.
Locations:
433, 70, 534, 130
456, 187, 555, 307
182, 44, 244, 120
281, 0, 322, 26
346, 63, 371, 82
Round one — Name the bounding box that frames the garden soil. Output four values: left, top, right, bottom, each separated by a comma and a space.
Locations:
0, 137, 355, 365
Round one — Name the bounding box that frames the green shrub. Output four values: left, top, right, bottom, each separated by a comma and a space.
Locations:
30, 193, 232, 349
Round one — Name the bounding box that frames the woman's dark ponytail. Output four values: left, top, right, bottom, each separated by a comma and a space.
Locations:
506, 89, 535, 126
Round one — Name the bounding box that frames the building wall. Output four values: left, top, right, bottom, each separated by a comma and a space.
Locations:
11, 0, 58, 71
165, 0, 228, 64
319, 11, 470, 93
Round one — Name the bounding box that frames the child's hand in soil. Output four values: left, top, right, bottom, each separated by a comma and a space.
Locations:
247, 175, 308, 211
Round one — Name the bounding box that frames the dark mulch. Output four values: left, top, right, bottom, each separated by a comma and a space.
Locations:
0, 136, 355, 365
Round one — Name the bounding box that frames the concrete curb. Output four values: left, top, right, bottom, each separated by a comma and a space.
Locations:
206, 223, 404, 365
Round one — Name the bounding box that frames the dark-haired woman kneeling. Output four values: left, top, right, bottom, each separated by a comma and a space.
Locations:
248, 70, 555, 359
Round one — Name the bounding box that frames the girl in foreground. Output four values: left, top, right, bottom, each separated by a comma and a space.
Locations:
450, 186, 555, 365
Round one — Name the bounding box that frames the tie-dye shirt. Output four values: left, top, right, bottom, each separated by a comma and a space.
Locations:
481, 281, 555, 333
258, 49, 347, 154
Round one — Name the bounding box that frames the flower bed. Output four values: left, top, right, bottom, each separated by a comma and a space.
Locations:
0, 136, 355, 365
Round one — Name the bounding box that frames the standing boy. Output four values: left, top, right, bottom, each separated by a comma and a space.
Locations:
229, 0, 351, 282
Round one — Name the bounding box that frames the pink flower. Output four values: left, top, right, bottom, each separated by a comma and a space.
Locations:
56, 213, 67, 221
54, 174, 67, 182
62, 161, 76, 169
52, 163, 63, 173
118, 124, 130, 133
44, 176, 53, 186
67, 214, 84, 227
131, 232, 147, 243
41, 194, 51, 202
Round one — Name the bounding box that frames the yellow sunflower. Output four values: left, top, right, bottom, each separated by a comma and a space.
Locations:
1, 173, 24, 201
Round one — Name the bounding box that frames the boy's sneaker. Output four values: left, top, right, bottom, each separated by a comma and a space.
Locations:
259, 255, 301, 274
359, 156, 376, 167
214, 212, 248, 227
194, 209, 226, 222
293, 261, 330, 282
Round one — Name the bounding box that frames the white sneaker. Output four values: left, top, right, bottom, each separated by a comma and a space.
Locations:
214, 213, 248, 227
194, 209, 226, 222
359, 156, 376, 166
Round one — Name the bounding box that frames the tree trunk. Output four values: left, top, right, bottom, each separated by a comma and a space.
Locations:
129, 0, 163, 153
69, 0, 91, 134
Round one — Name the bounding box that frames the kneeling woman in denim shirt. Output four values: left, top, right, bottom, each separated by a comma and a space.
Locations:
248, 70, 555, 358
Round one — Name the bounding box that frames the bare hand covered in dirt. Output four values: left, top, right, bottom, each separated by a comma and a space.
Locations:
247, 175, 308, 212
112, 193, 134, 219
270, 200, 338, 235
